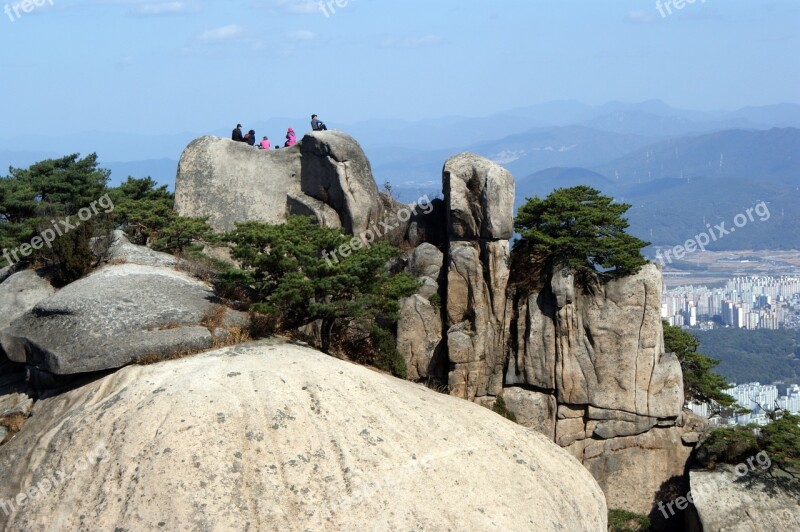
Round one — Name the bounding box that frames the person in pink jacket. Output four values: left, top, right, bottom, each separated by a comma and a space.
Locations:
284, 128, 296, 147
260, 136, 270, 149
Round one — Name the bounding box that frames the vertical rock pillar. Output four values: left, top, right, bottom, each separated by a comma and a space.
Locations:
442, 153, 515, 400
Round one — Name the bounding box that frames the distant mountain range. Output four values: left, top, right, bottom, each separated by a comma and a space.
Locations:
2, 100, 799, 251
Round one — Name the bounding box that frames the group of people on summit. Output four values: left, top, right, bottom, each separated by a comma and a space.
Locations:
231, 114, 327, 150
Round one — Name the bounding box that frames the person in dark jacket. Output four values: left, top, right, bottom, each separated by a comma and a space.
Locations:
246, 129, 256, 146
310, 114, 327, 131
232, 124, 244, 142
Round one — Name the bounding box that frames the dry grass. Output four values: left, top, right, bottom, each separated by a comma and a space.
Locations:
176, 257, 216, 283
137, 307, 253, 366
423, 377, 451, 395
200, 304, 228, 332
136, 345, 204, 366
211, 326, 251, 349
248, 311, 277, 339
1, 412, 30, 444
107, 257, 128, 266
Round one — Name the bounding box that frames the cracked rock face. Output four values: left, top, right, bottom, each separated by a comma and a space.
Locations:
443, 152, 514, 240
442, 154, 514, 400
0, 263, 246, 380
504, 264, 687, 514
175, 131, 384, 235
507, 265, 684, 421
0, 339, 608, 531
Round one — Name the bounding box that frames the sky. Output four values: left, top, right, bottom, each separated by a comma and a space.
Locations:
1, 0, 799, 138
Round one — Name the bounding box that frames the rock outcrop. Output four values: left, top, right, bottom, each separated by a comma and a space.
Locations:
502, 264, 688, 514
0, 270, 55, 332
0, 132, 696, 524
396, 243, 445, 381
0, 263, 247, 385
175, 131, 385, 235
688, 466, 800, 531
0, 340, 608, 531
345, 150, 693, 516
507, 264, 684, 426
443, 153, 515, 399
105, 230, 178, 268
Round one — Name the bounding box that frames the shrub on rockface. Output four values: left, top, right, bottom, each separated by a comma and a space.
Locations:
662, 321, 742, 415
513, 185, 649, 280
760, 411, 800, 475
222, 216, 418, 377
697, 411, 800, 475
697, 425, 761, 467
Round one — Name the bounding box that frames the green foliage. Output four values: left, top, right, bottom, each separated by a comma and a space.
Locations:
108, 177, 215, 255
0, 154, 112, 282
700, 425, 761, 466
662, 321, 742, 414
223, 216, 418, 377
607, 509, 650, 532
152, 216, 216, 255
108, 177, 176, 245
695, 328, 800, 384
761, 411, 800, 474
699, 411, 800, 475
368, 324, 408, 379
45, 216, 114, 285
513, 185, 649, 278
428, 292, 441, 310
1, 154, 109, 256
492, 396, 517, 423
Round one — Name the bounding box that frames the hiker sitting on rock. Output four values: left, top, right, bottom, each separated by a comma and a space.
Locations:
310, 114, 327, 131
285, 128, 296, 147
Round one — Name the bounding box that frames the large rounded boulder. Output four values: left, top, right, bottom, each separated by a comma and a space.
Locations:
0, 339, 607, 530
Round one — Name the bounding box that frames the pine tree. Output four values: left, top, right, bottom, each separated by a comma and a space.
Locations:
662, 321, 743, 414
223, 216, 418, 377
513, 185, 649, 278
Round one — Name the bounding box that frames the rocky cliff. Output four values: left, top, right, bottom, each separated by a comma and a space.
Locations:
169, 132, 701, 518
0, 131, 705, 527
175, 132, 390, 236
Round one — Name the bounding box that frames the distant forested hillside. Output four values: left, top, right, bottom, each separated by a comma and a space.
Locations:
695, 329, 800, 385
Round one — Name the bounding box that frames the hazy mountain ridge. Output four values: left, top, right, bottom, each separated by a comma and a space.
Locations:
2, 100, 799, 251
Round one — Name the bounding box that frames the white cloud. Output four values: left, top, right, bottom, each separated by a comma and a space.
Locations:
625, 10, 656, 24
286, 30, 316, 41
258, 0, 319, 15
197, 24, 246, 43
380, 35, 444, 49
115, 55, 137, 69
130, 2, 197, 16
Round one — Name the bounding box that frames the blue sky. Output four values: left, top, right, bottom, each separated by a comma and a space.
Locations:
1, 0, 798, 138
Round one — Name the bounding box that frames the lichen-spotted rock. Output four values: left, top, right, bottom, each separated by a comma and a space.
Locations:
0, 339, 607, 531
